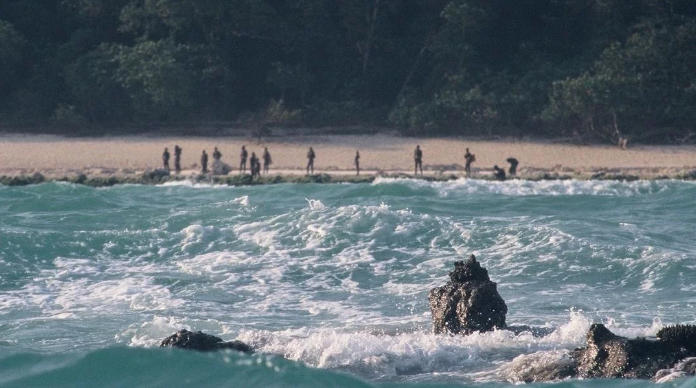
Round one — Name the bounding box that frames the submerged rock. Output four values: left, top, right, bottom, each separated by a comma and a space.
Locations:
160, 329, 253, 353
428, 254, 507, 335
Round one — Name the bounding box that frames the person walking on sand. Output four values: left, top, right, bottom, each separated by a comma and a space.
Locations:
506, 157, 519, 176
201, 150, 209, 174
414, 145, 423, 175
464, 148, 475, 177
162, 147, 171, 171
306, 147, 316, 175
262, 147, 272, 174
174, 145, 182, 174
354, 150, 361, 176
240, 145, 248, 173
213, 147, 222, 162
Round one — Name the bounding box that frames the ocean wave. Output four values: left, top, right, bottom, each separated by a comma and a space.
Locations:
372, 176, 692, 197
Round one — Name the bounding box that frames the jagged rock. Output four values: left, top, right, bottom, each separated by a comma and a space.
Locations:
575, 323, 693, 379
657, 324, 696, 353
211, 160, 232, 175
429, 254, 507, 335
160, 329, 253, 353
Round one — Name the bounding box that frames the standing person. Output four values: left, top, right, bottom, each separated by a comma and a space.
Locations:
414, 145, 423, 176
174, 145, 182, 174
213, 147, 222, 161
464, 148, 475, 177
354, 150, 360, 176
306, 147, 316, 175
201, 150, 209, 174
262, 147, 272, 174
162, 147, 171, 171
249, 152, 258, 179
240, 145, 248, 173
506, 157, 519, 176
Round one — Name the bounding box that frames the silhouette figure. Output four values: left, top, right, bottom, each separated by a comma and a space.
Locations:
493, 165, 506, 181
255, 158, 261, 178
250, 152, 258, 179
306, 147, 316, 175
213, 147, 222, 161
506, 157, 518, 176
414, 145, 423, 175
162, 148, 170, 171
464, 148, 475, 177
240, 146, 248, 173
354, 150, 360, 176
263, 147, 272, 174
174, 145, 182, 174
201, 150, 209, 174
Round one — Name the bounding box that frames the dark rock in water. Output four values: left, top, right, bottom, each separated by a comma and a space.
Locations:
160, 329, 253, 353
575, 323, 692, 379
448, 254, 490, 283
429, 254, 507, 335
657, 324, 696, 353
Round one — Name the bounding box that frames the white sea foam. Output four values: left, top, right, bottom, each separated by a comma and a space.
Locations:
306, 198, 326, 210
232, 195, 250, 206
232, 311, 599, 381
372, 176, 679, 197
159, 180, 230, 189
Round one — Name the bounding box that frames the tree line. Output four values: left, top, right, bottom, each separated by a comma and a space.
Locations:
1, 0, 695, 143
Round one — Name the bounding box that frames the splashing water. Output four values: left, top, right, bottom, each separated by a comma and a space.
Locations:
1, 179, 695, 387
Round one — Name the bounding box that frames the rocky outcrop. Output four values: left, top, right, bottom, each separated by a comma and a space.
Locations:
429, 255, 507, 335
211, 160, 232, 175
502, 324, 696, 383
575, 323, 696, 379
160, 329, 253, 353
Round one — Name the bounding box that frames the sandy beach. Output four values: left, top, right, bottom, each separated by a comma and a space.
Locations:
2, 133, 696, 180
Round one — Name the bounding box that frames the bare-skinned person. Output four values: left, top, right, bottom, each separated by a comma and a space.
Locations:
201, 150, 208, 174
493, 165, 506, 181
162, 148, 170, 171
464, 148, 475, 177
263, 147, 272, 174
414, 145, 423, 175
306, 147, 316, 175
240, 146, 248, 173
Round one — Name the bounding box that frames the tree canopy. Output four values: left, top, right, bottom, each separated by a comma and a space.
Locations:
1, 0, 695, 142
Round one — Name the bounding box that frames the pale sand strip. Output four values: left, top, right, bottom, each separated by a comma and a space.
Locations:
1, 134, 696, 178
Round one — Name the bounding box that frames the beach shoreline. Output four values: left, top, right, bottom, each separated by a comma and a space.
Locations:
2, 133, 696, 186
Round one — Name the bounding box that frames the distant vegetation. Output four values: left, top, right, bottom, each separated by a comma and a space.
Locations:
1, 0, 696, 143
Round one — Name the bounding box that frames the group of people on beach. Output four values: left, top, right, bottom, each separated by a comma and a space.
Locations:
238, 146, 273, 177
162, 145, 519, 179
415, 145, 518, 180
162, 145, 272, 178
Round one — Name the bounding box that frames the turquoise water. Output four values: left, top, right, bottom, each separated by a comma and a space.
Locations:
1, 178, 695, 387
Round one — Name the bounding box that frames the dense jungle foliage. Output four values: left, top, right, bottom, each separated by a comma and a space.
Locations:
1, 0, 695, 142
